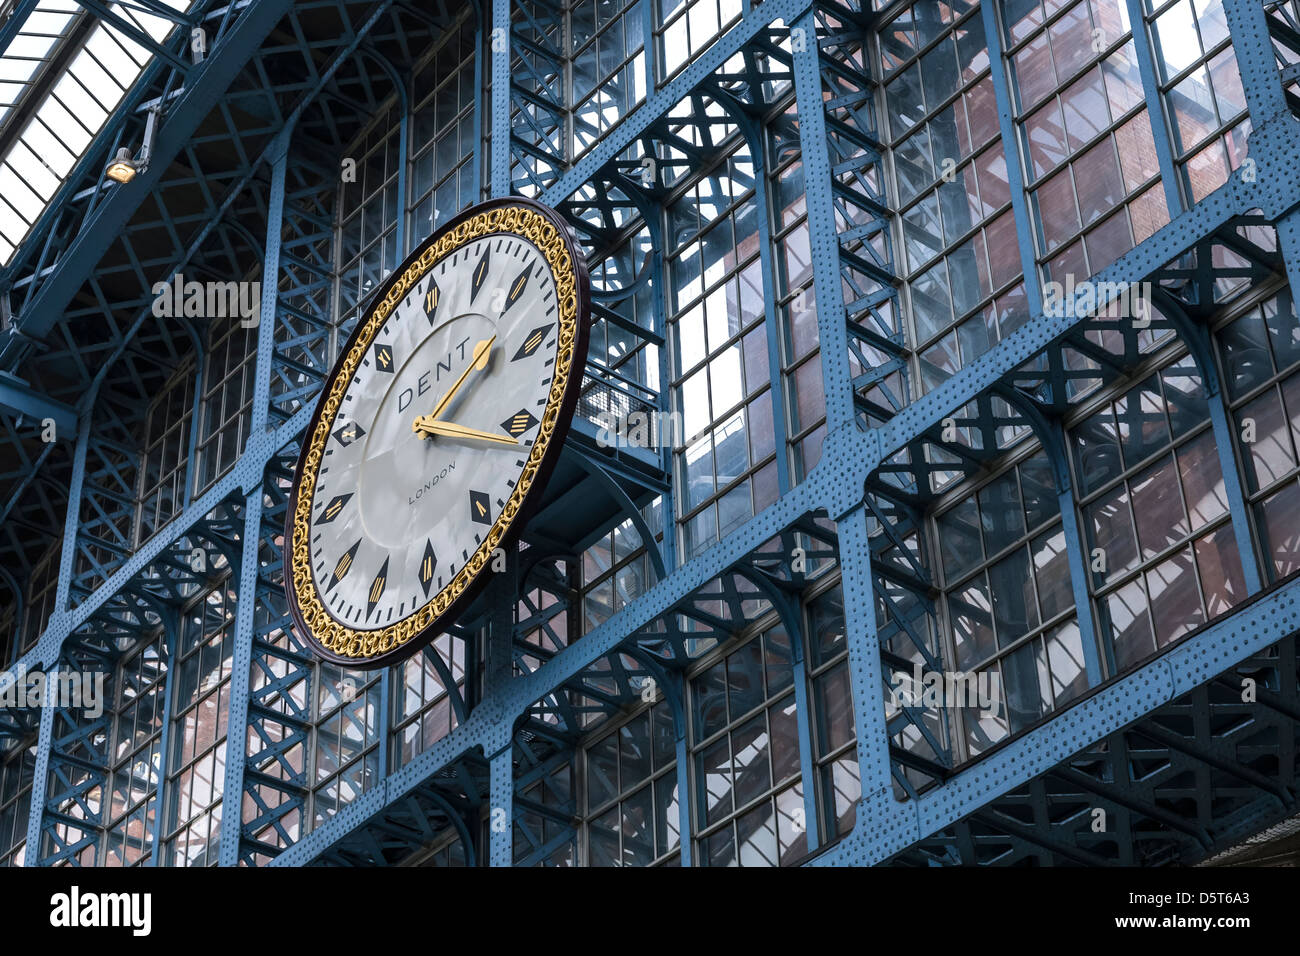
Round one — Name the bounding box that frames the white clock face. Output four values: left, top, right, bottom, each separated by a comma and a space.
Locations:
307, 232, 561, 633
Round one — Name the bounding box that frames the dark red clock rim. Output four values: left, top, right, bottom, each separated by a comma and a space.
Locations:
283, 196, 591, 670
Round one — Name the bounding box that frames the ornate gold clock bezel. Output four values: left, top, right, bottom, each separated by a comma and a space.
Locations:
284, 197, 591, 669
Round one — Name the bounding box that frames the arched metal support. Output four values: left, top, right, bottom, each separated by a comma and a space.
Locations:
423, 786, 478, 867
994, 385, 1106, 685
1154, 287, 1265, 594
862, 483, 958, 794
573, 449, 666, 581
356, 44, 409, 248
424, 641, 470, 729
731, 562, 821, 855
623, 643, 691, 867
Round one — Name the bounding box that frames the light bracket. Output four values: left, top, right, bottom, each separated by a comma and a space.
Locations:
103, 105, 161, 184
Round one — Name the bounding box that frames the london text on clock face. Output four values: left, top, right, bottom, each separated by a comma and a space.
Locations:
286, 199, 590, 668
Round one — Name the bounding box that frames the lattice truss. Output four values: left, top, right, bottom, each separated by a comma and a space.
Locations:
893, 635, 1300, 865
1, 0, 1300, 869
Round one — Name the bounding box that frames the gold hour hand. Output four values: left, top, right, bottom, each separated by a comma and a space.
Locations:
412, 418, 519, 446
426, 336, 495, 424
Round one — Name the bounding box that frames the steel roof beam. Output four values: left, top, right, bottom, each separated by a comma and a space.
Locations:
0, 0, 293, 370
0, 372, 76, 438
69, 0, 193, 71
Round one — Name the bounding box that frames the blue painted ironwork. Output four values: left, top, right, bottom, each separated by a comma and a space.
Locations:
218, 141, 286, 868
4, 0, 1300, 869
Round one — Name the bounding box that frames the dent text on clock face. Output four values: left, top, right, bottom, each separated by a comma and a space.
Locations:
308, 234, 561, 629
394, 335, 472, 414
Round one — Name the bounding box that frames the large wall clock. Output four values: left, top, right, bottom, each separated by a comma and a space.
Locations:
285, 197, 590, 669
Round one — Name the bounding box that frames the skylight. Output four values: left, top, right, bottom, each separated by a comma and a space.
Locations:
0, 0, 191, 266
0, 1, 83, 126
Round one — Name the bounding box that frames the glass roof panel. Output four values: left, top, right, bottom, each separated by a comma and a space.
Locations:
0, 0, 192, 267
0, 1, 84, 126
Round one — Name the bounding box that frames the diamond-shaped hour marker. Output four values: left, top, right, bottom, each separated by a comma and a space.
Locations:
501, 408, 539, 438
333, 421, 366, 447
319, 493, 352, 524
503, 263, 533, 312
470, 247, 492, 301
327, 540, 361, 593
373, 342, 394, 373
512, 324, 553, 361
424, 279, 440, 324
366, 557, 389, 619
418, 539, 437, 598
470, 490, 491, 525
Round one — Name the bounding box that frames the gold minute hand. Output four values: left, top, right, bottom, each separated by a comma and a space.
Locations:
426, 336, 495, 424
412, 419, 519, 446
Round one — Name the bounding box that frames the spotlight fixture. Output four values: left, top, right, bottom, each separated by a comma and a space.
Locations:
103, 105, 160, 185
104, 147, 138, 184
